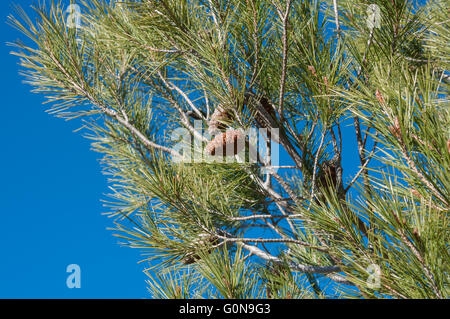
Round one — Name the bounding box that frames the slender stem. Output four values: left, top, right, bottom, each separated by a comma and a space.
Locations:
332, 0, 341, 36
234, 241, 354, 285
157, 71, 208, 143
214, 233, 327, 252
344, 137, 378, 193
247, 0, 259, 88
167, 79, 206, 121
399, 143, 447, 206
272, 171, 303, 207
207, 0, 222, 42
47, 51, 178, 157
277, 0, 292, 119
309, 127, 327, 202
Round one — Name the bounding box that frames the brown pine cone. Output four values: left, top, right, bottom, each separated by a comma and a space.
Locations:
317, 160, 338, 190
205, 129, 245, 156
376, 89, 385, 105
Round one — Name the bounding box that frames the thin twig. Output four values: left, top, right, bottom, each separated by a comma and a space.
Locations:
309, 128, 327, 202
157, 71, 206, 121
272, 171, 303, 207
218, 235, 328, 255
207, 0, 222, 42
393, 213, 443, 298
277, 0, 292, 119
344, 137, 378, 193
332, 0, 341, 36
47, 51, 179, 157
399, 144, 447, 206
235, 241, 354, 285
157, 71, 208, 143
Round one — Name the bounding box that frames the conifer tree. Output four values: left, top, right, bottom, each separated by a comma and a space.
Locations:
9, 0, 449, 298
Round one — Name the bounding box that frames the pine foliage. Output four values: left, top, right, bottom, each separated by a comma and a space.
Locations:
8, 0, 449, 298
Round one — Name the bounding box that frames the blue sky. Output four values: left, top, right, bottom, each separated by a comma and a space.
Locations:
0, 0, 148, 298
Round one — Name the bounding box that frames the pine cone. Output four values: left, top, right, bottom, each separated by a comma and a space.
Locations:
181, 233, 219, 264
253, 96, 280, 143
257, 96, 276, 124
208, 106, 229, 135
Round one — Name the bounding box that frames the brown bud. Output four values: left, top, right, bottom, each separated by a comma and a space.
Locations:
389, 117, 401, 139
307, 65, 317, 77
447, 139, 450, 154
412, 228, 422, 244
255, 97, 276, 130
410, 188, 422, 197
260, 96, 276, 118
255, 98, 279, 143
376, 89, 385, 104
266, 286, 272, 299
208, 106, 229, 134
317, 161, 338, 189
410, 189, 421, 198
205, 129, 245, 156
323, 76, 329, 90
181, 253, 198, 265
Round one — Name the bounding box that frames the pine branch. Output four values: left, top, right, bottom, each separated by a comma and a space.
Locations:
45, 50, 179, 158
236, 241, 354, 286
277, 0, 292, 119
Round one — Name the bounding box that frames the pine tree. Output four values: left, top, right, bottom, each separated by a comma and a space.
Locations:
8, 0, 449, 298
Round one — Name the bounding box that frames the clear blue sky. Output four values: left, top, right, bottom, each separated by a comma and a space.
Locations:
0, 0, 148, 298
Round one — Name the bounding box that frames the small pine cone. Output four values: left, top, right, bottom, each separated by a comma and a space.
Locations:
260, 96, 275, 118
254, 97, 280, 143
376, 89, 385, 104
205, 129, 245, 156
389, 117, 401, 139
308, 65, 317, 77
412, 228, 421, 241
323, 76, 329, 88
317, 161, 338, 189
208, 106, 229, 135
447, 139, 450, 154
181, 234, 219, 264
